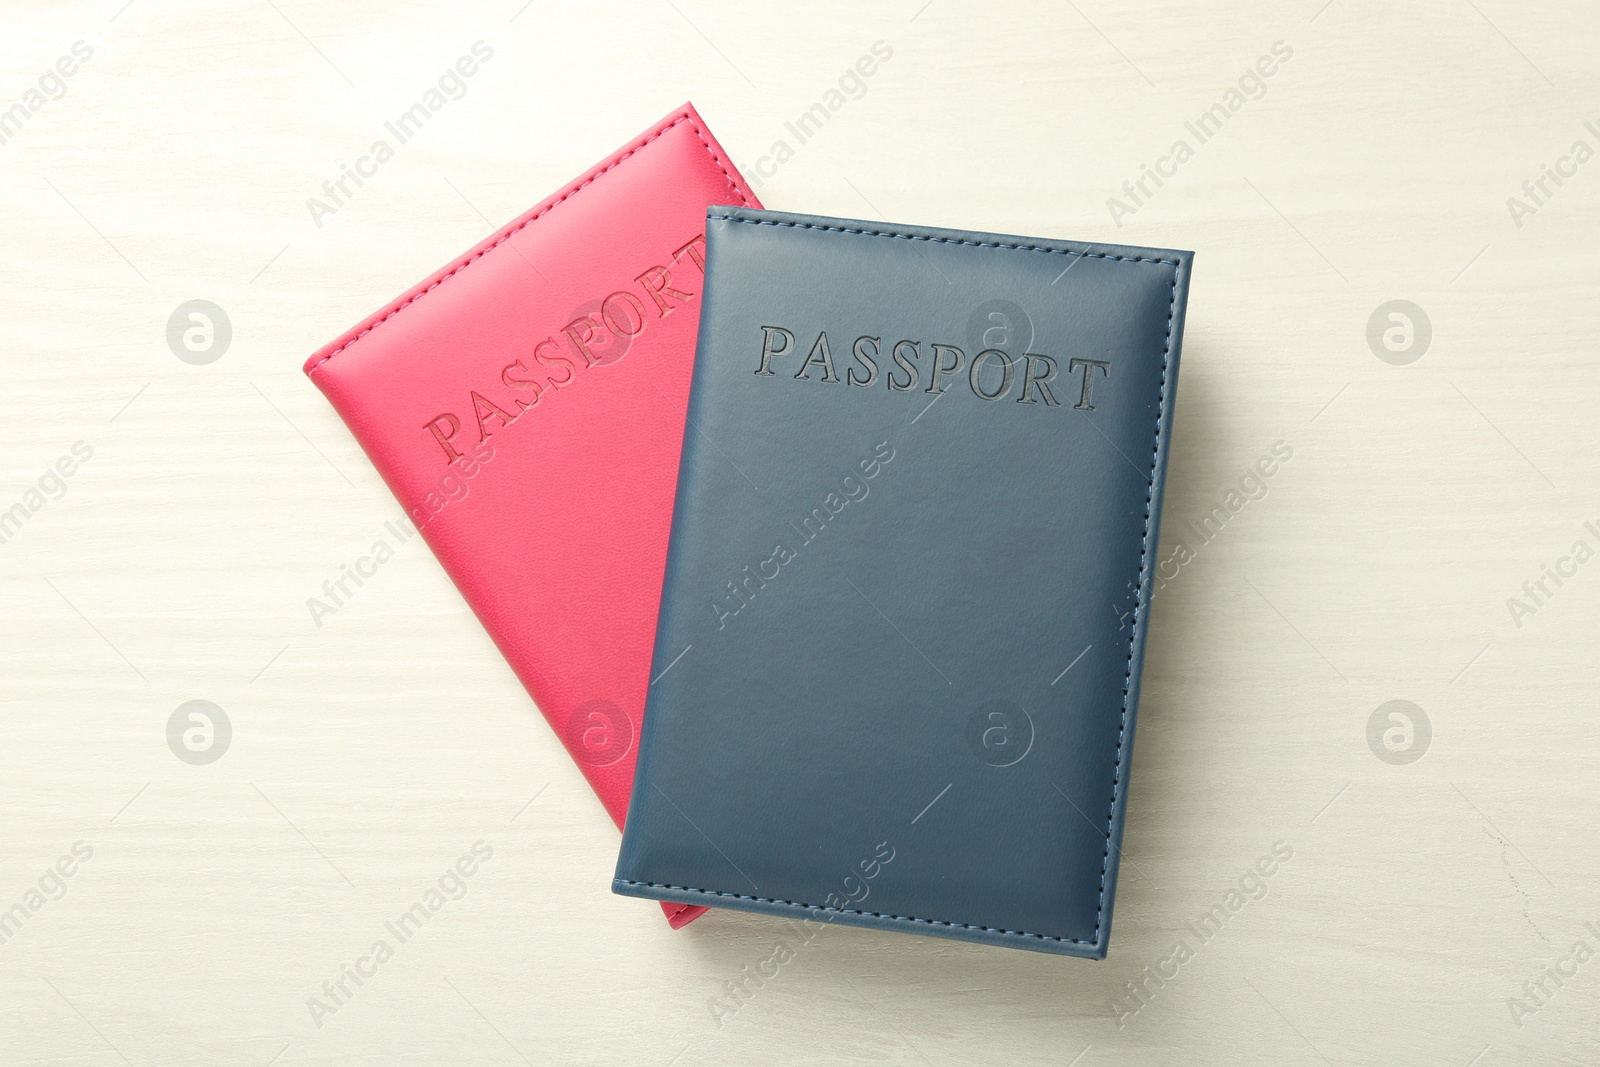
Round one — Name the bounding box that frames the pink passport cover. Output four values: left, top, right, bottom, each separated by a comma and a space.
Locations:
304, 104, 760, 927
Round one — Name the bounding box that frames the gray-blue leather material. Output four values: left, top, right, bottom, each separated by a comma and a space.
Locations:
613, 206, 1192, 958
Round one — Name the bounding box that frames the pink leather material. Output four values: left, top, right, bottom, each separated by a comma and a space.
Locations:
303, 103, 760, 928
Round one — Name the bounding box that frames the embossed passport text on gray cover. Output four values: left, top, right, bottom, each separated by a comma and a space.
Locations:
614, 206, 1193, 957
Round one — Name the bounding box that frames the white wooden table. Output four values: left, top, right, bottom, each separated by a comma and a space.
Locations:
3, 1, 1597, 1063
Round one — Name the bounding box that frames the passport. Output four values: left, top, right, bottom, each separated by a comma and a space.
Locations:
614, 207, 1192, 956
304, 104, 760, 928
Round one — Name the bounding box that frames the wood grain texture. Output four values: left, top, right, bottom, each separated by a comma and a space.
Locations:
1, 1, 1596, 1063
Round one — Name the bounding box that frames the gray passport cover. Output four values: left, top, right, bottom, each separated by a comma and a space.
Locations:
614, 206, 1192, 957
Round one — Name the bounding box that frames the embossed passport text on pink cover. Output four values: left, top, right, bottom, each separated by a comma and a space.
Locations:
304, 104, 760, 928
